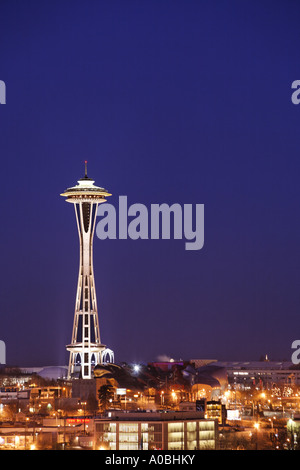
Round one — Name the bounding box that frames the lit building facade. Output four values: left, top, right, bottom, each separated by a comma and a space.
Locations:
61, 163, 114, 379
215, 361, 300, 388
94, 412, 218, 450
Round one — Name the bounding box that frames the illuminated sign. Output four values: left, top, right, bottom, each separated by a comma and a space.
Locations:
67, 418, 90, 424
226, 409, 240, 421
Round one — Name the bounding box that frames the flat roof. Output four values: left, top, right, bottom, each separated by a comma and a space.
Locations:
95, 411, 209, 422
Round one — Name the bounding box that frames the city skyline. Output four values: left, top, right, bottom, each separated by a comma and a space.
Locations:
0, 1, 300, 368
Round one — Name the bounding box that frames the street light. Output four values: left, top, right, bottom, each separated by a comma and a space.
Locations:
82, 401, 87, 435
254, 422, 259, 450
288, 418, 296, 449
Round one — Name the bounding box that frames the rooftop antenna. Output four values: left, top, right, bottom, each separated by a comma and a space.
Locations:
84, 160, 88, 178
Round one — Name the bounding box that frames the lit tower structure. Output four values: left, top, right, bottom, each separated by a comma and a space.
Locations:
61, 162, 114, 379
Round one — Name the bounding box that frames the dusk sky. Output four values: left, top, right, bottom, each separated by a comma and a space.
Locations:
1, 0, 300, 367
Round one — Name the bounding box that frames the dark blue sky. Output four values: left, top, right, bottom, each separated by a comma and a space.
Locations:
0, 0, 300, 367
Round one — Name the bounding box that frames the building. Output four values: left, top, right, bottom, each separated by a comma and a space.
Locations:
0, 367, 34, 388
206, 401, 226, 425
183, 362, 228, 401
287, 416, 300, 449
61, 163, 114, 380
215, 361, 300, 388
29, 385, 70, 409
180, 399, 226, 425
94, 411, 219, 450
19, 366, 68, 380
0, 419, 92, 450
0, 387, 30, 403
0, 412, 219, 450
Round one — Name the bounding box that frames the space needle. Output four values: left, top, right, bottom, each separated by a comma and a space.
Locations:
61, 162, 114, 379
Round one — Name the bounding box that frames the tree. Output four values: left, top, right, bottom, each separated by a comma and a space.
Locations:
86, 392, 99, 414
98, 384, 114, 412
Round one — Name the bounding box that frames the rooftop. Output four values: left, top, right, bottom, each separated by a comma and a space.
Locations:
60, 162, 111, 200
96, 410, 207, 422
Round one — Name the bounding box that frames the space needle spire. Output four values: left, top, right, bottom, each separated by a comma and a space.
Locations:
61, 163, 114, 379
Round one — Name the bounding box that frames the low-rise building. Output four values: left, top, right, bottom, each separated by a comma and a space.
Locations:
94, 411, 219, 450
215, 361, 300, 388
